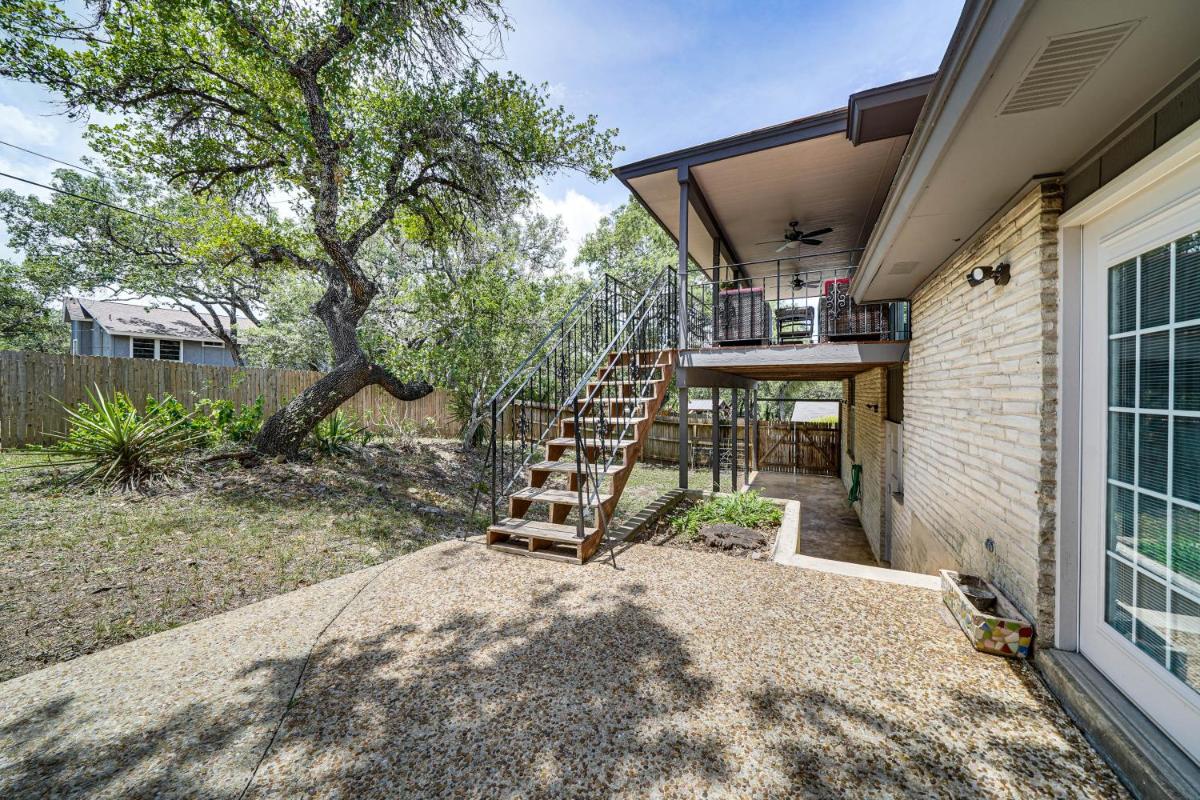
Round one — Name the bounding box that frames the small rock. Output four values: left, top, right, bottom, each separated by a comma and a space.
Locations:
418, 505, 445, 516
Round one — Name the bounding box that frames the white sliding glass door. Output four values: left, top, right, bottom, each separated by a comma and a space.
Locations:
1080, 153, 1200, 761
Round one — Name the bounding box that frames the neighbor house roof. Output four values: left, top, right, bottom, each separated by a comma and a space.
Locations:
791, 401, 839, 422
64, 298, 253, 343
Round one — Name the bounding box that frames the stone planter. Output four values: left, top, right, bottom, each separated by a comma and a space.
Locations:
940, 570, 1034, 658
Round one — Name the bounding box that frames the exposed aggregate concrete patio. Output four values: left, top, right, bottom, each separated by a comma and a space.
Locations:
1, 540, 1125, 798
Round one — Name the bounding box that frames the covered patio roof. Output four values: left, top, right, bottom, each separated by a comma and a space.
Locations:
613, 75, 933, 282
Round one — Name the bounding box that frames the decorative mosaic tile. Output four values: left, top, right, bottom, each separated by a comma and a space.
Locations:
940, 570, 1034, 659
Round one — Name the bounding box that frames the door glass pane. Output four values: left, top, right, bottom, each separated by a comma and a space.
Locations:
1178, 231, 1200, 322
1138, 415, 1168, 493
1170, 592, 1200, 692
1174, 505, 1200, 584
1108, 412, 1135, 484
1177, 326, 1200, 411
1138, 495, 1167, 567
1135, 573, 1169, 667
1139, 332, 1169, 409
1106, 556, 1134, 636
1108, 484, 1134, 551
1109, 337, 1136, 407
1176, 417, 1200, 505
1141, 245, 1170, 328
1106, 234, 1200, 700
1110, 258, 1138, 334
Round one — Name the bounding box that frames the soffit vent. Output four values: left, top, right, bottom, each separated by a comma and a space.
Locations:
999, 20, 1139, 116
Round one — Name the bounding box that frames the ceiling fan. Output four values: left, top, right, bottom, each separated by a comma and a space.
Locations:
756, 221, 833, 253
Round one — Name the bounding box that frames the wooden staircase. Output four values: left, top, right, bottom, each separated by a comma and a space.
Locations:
485, 348, 676, 564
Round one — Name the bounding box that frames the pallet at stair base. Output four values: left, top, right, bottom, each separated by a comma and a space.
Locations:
486, 349, 676, 564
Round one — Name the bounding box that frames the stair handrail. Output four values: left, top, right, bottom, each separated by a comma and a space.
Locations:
567, 267, 677, 557
477, 271, 649, 523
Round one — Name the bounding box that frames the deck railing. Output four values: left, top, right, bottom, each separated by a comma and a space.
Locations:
687, 255, 910, 348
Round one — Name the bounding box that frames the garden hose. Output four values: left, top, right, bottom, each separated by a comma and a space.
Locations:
848, 463, 861, 505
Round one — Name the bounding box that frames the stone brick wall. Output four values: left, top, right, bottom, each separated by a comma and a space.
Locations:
889, 181, 1062, 643
841, 367, 888, 563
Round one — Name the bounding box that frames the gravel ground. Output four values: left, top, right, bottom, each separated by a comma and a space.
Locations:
0, 539, 1125, 798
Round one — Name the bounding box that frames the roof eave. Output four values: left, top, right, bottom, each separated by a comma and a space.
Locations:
612, 108, 847, 182
851, 0, 1035, 302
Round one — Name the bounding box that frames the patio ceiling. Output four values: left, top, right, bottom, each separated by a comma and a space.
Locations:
614, 77, 930, 282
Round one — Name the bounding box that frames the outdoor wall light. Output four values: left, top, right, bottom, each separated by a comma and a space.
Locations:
966, 262, 1010, 287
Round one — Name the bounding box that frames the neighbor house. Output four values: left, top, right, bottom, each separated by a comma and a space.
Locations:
610, 0, 1200, 791
64, 298, 248, 367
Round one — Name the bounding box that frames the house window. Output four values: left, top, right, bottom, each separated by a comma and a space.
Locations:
158, 340, 181, 361
132, 338, 182, 361
201, 340, 225, 348
132, 338, 157, 359
886, 365, 904, 423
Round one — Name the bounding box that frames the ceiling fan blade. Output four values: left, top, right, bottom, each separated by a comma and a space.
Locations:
804, 227, 833, 238
775, 242, 794, 253
800, 238, 823, 246
755, 239, 787, 245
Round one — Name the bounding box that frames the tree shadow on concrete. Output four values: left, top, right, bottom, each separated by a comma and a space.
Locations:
0, 650, 312, 798
0, 580, 727, 798
744, 675, 1125, 798
242, 579, 730, 797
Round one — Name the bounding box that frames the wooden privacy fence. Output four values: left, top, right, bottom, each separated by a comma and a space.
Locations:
499, 402, 839, 477
0, 351, 457, 448
640, 415, 839, 476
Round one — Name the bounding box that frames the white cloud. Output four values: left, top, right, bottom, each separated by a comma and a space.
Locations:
535, 189, 614, 267
0, 104, 59, 147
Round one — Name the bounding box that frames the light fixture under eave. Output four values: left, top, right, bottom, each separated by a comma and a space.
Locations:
966, 262, 1010, 287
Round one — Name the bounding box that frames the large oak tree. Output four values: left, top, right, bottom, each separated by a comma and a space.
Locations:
0, 0, 616, 456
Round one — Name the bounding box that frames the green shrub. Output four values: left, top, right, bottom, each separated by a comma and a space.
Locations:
143, 393, 264, 445
310, 411, 368, 456
48, 385, 204, 491
671, 490, 783, 540
197, 395, 264, 443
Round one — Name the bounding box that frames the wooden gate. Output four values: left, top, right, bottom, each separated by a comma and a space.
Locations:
754, 419, 840, 476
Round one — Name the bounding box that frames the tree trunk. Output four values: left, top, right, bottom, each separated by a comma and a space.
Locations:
460, 387, 486, 451
251, 273, 432, 459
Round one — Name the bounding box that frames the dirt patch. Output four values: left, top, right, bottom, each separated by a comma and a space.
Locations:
0, 438, 485, 682
634, 498, 778, 560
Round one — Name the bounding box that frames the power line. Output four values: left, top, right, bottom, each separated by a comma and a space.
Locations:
0, 169, 165, 223
0, 138, 103, 176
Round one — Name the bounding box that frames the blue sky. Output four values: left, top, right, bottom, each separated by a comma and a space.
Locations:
0, 0, 963, 262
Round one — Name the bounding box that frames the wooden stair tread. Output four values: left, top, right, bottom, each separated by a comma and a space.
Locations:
546, 436, 636, 449
488, 517, 595, 542
529, 460, 625, 476
577, 416, 647, 425
510, 487, 614, 506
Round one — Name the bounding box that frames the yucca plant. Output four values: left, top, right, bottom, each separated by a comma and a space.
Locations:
309, 410, 367, 456
42, 385, 205, 491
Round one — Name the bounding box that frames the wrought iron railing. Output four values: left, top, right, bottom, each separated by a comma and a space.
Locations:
687, 253, 910, 347
568, 268, 677, 558
480, 273, 643, 523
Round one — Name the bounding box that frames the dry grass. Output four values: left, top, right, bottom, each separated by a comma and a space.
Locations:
0, 438, 485, 681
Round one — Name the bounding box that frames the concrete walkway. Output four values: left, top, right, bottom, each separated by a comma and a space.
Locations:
0, 542, 1125, 799
749, 471, 880, 566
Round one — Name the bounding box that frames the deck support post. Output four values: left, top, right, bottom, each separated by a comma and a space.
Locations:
744, 388, 751, 481
731, 387, 739, 491
677, 167, 690, 490
711, 388, 720, 492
